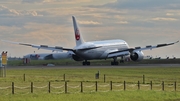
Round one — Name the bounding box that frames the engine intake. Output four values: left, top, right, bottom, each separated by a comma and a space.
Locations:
130, 51, 144, 61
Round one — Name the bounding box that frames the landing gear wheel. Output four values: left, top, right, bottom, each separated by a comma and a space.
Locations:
83, 62, 86, 65
82, 61, 90, 66
87, 62, 90, 65
111, 61, 119, 65
111, 57, 119, 65
111, 62, 114, 65
120, 60, 124, 63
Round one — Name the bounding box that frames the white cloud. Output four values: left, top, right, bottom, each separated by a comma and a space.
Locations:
116, 21, 128, 24
78, 20, 101, 25
152, 17, 178, 21
166, 13, 174, 16
0, 5, 20, 16
103, 0, 180, 10
22, 0, 45, 3
21, 0, 93, 4
0, 5, 43, 17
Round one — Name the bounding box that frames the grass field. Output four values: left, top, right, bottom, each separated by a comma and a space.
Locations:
0, 66, 180, 101
1, 91, 180, 101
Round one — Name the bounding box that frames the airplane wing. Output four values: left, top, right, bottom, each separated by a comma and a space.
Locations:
1, 40, 73, 52
2, 40, 179, 58
131, 41, 179, 52
107, 41, 179, 58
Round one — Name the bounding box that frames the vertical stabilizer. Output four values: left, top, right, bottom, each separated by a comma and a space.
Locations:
72, 16, 84, 46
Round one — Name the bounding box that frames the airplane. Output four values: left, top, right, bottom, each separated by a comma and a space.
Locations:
2, 16, 179, 65
23, 52, 72, 60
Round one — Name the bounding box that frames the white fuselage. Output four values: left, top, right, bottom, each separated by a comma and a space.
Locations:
24, 52, 72, 60
74, 39, 129, 60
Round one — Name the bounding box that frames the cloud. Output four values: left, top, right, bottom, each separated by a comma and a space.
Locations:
22, 0, 46, 3
0, 5, 43, 17
78, 20, 101, 25
0, 5, 20, 16
116, 21, 128, 24
21, 0, 92, 4
166, 13, 174, 16
165, 10, 180, 17
152, 17, 178, 21
103, 0, 180, 10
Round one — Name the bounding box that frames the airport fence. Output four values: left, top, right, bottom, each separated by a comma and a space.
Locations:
0, 73, 180, 95
20, 73, 180, 84
0, 81, 179, 95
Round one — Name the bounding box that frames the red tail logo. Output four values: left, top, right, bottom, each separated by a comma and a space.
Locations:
75, 29, 80, 40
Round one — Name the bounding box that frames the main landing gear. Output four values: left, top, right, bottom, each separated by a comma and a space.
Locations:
111, 57, 118, 65
111, 57, 124, 65
82, 60, 90, 66
119, 60, 124, 63
120, 56, 125, 63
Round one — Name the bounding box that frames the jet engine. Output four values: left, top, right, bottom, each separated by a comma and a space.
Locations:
130, 51, 144, 61
72, 55, 84, 61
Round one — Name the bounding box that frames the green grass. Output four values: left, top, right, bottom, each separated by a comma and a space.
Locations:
0, 66, 180, 101
3, 67, 180, 83
0, 91, 180, 101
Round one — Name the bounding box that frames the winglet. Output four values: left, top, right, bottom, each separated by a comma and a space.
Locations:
175, 40, 179, 43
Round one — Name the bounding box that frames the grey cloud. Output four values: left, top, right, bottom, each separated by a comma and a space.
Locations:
21, 0, 66, 3
0, 5, 20, 16
22, 0, 45, 3
0, 5, 50, 27
0, 5, 43, 17
103, 0, 180, 10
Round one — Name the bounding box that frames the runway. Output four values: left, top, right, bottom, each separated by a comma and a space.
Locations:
6, 64, 180, 69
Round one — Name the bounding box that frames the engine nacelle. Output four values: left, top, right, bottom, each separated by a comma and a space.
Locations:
130, 51, 144, 61
72, 55, 84, 61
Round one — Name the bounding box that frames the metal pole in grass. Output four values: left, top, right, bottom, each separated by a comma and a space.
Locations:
81, 82, 83, 93
162, 81, 164, 91
150, 81, 152, 90
63, 74, 66, 81
48, 82, 51, 93
138, 81, 140, 90
104, 74, 106, 83
143, 75, 145, 84
110, 81, 112, 91
12, 82, 14, 94
0, 66, 2, 77
95, 81, 98, 92
4, 65, 6, 77
23, 74, 25, 81
31, 82, 33, 93
174, 81, 176, 91
65, 82, 67, 93
124, 81, 126, 91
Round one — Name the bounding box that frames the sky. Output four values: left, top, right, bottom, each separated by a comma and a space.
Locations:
0, 0, 180, 58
